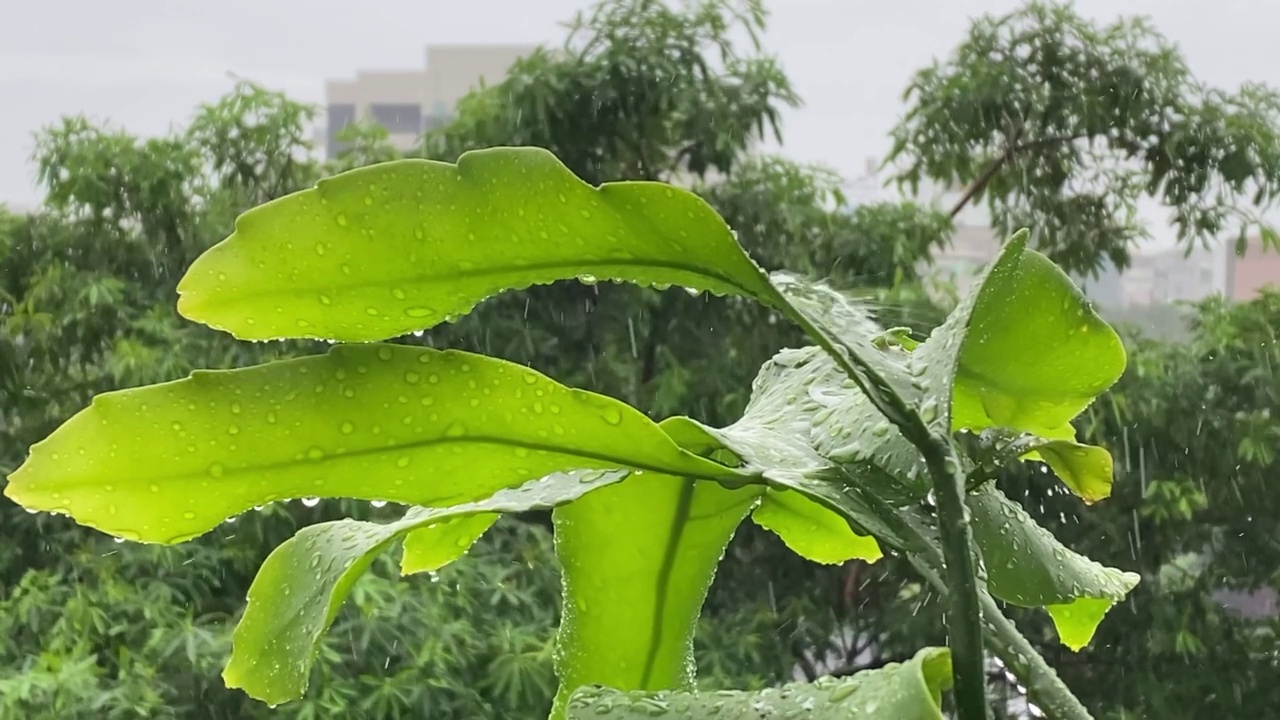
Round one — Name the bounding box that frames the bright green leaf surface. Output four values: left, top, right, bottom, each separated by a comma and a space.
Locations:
979, 429, 1117, 503
1032, 439, 1115, 503
551, 466, 761, 718
968, 485, 1139, 650
401, 514, 498, 574
223, 470, 626, 705
752, 488, 883, 564
4, 345, 741, 543
177, 146, 783, 342
944, 232, 1127, 438
665, 408, 885, 566
565, 647, 952, 719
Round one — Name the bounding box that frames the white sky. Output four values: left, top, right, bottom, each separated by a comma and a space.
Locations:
1, 0, 1272, 226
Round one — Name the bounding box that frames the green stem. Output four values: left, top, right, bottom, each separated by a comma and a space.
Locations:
784, 306, 989, 720
976, 590, 1095, 720
840, 480, 1092, 720
919, 445, 991, 720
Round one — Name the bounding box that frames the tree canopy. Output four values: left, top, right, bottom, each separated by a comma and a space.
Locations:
1, 1, 1277, 718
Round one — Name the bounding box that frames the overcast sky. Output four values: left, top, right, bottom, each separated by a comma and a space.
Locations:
1, 0, 1273, 215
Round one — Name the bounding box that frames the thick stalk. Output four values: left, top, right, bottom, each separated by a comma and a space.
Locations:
784, 307, 990, 720
906, 558, 1095, 720
842, 480, 1093, 720
919, 444, 991, 720
977, 590, 1095, 720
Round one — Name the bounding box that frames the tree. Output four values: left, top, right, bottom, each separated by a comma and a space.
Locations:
0, 84, 569, 720
889, 0, 1280, 276
1, 1, 949, 716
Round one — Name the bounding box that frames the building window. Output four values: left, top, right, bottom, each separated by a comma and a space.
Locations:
326, 104, 357, 159
369, 103, 423, 135
422, 113, 455, 133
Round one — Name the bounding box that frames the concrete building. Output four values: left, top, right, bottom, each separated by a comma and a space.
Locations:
1226, 234, 1280, 300
323, 44, 535, 159
1115, 244, 1223, 307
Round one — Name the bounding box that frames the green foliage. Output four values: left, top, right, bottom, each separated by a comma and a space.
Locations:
9, 343, 736, 543
7, 142, 1136, 720
426, 0, 797, 184
565, 647, 952, 719
551, 467, 759, 714
6, 2, 1279, 719
177, 147, 785, 343
224, 471, 625, 705
890, 0, 1280, 274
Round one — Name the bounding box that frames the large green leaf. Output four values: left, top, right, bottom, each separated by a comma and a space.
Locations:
968, 485, 1140, 650
4, 345, 743, 543
938, 232, 1127, 439
550, 462, 761, 718
224, 470, 626, 705
565, 647, 952, 719
177, 146, 785, 342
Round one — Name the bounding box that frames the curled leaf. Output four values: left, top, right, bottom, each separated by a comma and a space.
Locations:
224, 470, 627, 705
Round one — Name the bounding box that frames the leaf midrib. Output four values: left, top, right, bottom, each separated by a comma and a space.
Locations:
31, 435, 745, 495
641, 480, 695, 688
183, 257, 764, 309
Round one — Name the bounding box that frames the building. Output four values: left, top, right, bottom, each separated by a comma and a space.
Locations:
1225, 234, 1280, 300
323, 44, 535, 159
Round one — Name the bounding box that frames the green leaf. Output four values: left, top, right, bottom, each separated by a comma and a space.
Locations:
937, 231, 1127, 438
551, 464, 761, 718
979, 429, 1117, 503
565, 647, 952, 719
223, 470, 626, 705
4, 345, 743, 543
968, 485, 1139, 650
177, 146, 783, 342
400, 514, 498, 574
1030, 439, 1115, 504
752, 488, 882, 564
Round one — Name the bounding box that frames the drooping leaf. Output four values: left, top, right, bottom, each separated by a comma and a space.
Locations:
751, 488, 882, 564
1032, 439, 1115, 504
400, 514, 498, 574
4, 345, 744, 543
660, 353, 889, 562
177, 146, 785, 342
565, 647, 952, 719
223, 470, 626, 705
968, 485, 1140, 650
977, 429, 1117, 503
550, 462, 761, 718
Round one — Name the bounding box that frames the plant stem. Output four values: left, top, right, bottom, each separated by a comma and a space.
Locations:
839, 481, 1092, 720
919, 445, 991, 720
910, 559, 1096, 720
976, 590, 1095, 720
783, 306, 990, 720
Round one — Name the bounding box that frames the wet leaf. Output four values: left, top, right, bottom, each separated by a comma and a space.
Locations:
4, 345, 743, 543
979, 430, 1117, 503
968, 485, 1139, 650
550, 423, 762, 718
936, 231, 1127, 439
177, 146, 783, 342
224, 470, 626, 705
751, 488, 883, 565
565, 647, 952, 719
